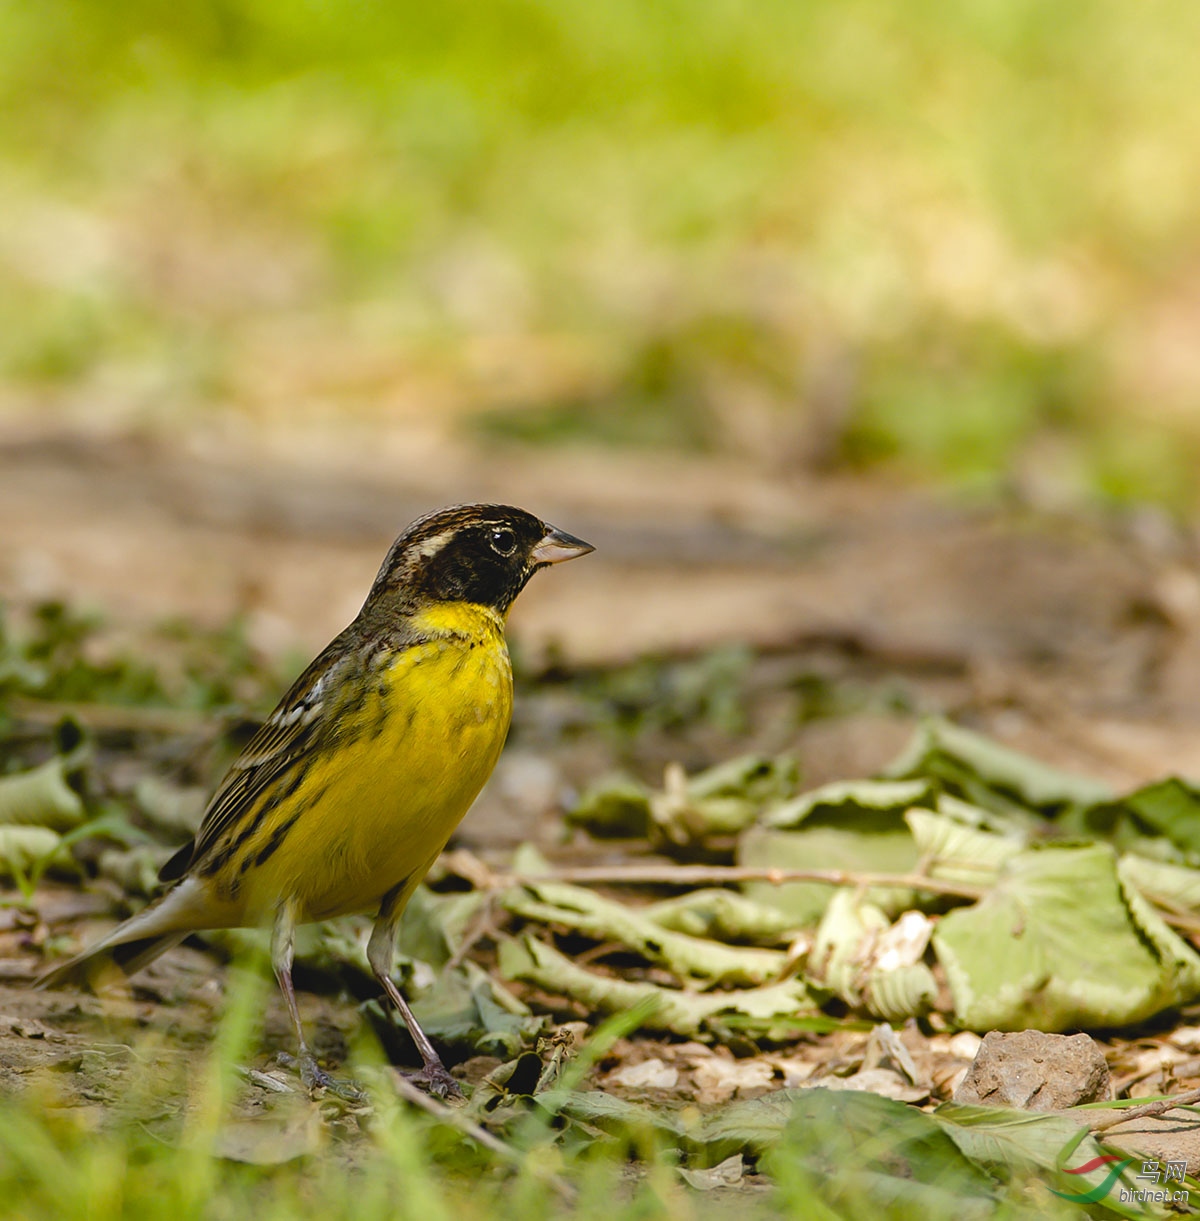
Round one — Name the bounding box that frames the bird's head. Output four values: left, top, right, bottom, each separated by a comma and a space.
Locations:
366, 504, 593, 616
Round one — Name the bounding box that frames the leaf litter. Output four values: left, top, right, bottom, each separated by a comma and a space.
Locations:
11, 614, 1200, 1215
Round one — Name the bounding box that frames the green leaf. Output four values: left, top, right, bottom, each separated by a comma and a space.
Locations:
906, 807, 1024, 887
884, 718, 1111, 814
565, 775, 652, 839
762, 778, 934, 829
683, 1091, 811, 1164
865, 964, 939, 1023
497, 934, 815, 1039
809, 892, 937, 1020
762, 1089, 1000, 1221
543, 1087, 835, 1167
537, 1087, 681, 1143
643, 888, 799, 944
406, 963, 546, 1056
933, 1102, 1096, 1174
1119, 852, 1200, 909
933, 843, 1200, 1030
567, 755, 798, 845
686, 753, 799, 803
1080, 778, 1200, 858
650, 754, 800, 845
396, 887, 486, 971
503, 879, 788, 986
932, 1103, 1153, 1221
0, 755, 86, 831
738, 822, 920, 925
809, 889, 891, 1001
0, 825, 63, 881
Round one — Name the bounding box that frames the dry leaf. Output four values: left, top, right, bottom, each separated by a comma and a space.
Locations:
679, 1153, 745, 1190
692, 1056, 775, 1105
608, 1058, 679, 1090
813, 1067, 930, 1103
765, 1056, 818, 1087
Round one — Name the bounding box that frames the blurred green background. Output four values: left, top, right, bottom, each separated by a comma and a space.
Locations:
3, 0, 1200, 509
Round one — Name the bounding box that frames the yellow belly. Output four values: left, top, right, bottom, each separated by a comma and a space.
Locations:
239, 606, 512, 923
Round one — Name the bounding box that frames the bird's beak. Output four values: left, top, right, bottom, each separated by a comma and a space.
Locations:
531, 524, 594, 565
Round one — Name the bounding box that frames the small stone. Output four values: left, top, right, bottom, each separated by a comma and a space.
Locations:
953, 1030, 1110, 1111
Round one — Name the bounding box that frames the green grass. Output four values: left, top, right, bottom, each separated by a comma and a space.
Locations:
0, 968, 745, 1221
0, 1006, 1076, 1221
3, 1, 1200, 506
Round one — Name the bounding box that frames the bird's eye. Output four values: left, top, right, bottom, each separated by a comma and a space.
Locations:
489, 527, 517, 556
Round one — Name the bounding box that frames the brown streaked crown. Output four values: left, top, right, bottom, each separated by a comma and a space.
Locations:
364, 504, 589, 616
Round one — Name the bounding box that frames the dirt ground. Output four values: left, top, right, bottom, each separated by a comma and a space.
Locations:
7, 419, 1200, 1149
7, 421, 1200, 775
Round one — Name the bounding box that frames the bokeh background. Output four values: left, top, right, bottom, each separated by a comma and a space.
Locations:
3, 0, 1200, 694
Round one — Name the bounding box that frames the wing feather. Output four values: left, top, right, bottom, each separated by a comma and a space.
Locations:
160, 627, 365, 881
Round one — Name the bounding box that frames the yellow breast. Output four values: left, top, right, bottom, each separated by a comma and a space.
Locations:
241, 602, 513, 922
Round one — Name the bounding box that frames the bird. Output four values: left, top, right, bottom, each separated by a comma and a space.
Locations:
37, 503, 593, 1097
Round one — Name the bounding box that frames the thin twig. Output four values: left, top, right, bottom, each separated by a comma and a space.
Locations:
503, 865, 987, 901
1082, 1086, 1200, 1132
389, 1072, 577, 1205
389, 1073, 514, 1161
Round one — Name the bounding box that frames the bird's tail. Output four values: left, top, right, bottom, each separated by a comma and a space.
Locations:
35, 879, 208, 990
36, 932, 186, 990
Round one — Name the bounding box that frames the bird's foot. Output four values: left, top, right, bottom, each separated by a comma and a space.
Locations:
277, 1051, 368, 1104
399, 1059, 464, 1101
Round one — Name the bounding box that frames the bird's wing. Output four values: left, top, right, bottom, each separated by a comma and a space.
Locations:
160, 627, 367, 882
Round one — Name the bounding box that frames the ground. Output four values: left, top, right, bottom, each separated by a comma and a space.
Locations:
5, 422, 1200, 1212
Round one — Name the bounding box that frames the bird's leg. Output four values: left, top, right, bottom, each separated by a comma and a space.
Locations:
368, 893, 462, 1099
271, 904, 364, 1102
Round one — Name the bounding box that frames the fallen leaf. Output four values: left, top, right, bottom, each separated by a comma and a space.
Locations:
808, 891, 938, 1021
762, 778, 934, 830
814, 1067, 929, 1103
934, 843, 1200, 1030
0, 827, 64, 880
862, 1023, 923, 1086
738, 822, 919, 926
608, 1058, 679, 1090
692, 1056, 774, 1104
884, 717, 1111, 811
503, 879, 788, 986
498, 935, 816, 1039
0, 754, 87, 831
678, 1153, 745, 1190
947, 1031, 984, 1060
643, 889, 798, 945
765, 1056, 818, 1087
906, 807, 1024, 887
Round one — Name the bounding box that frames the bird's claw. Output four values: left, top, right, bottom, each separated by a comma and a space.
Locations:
401, 1060, 464, 1101
277, 1051, 368, 1104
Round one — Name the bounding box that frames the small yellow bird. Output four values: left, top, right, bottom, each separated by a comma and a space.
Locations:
38, 503, 593, 1096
